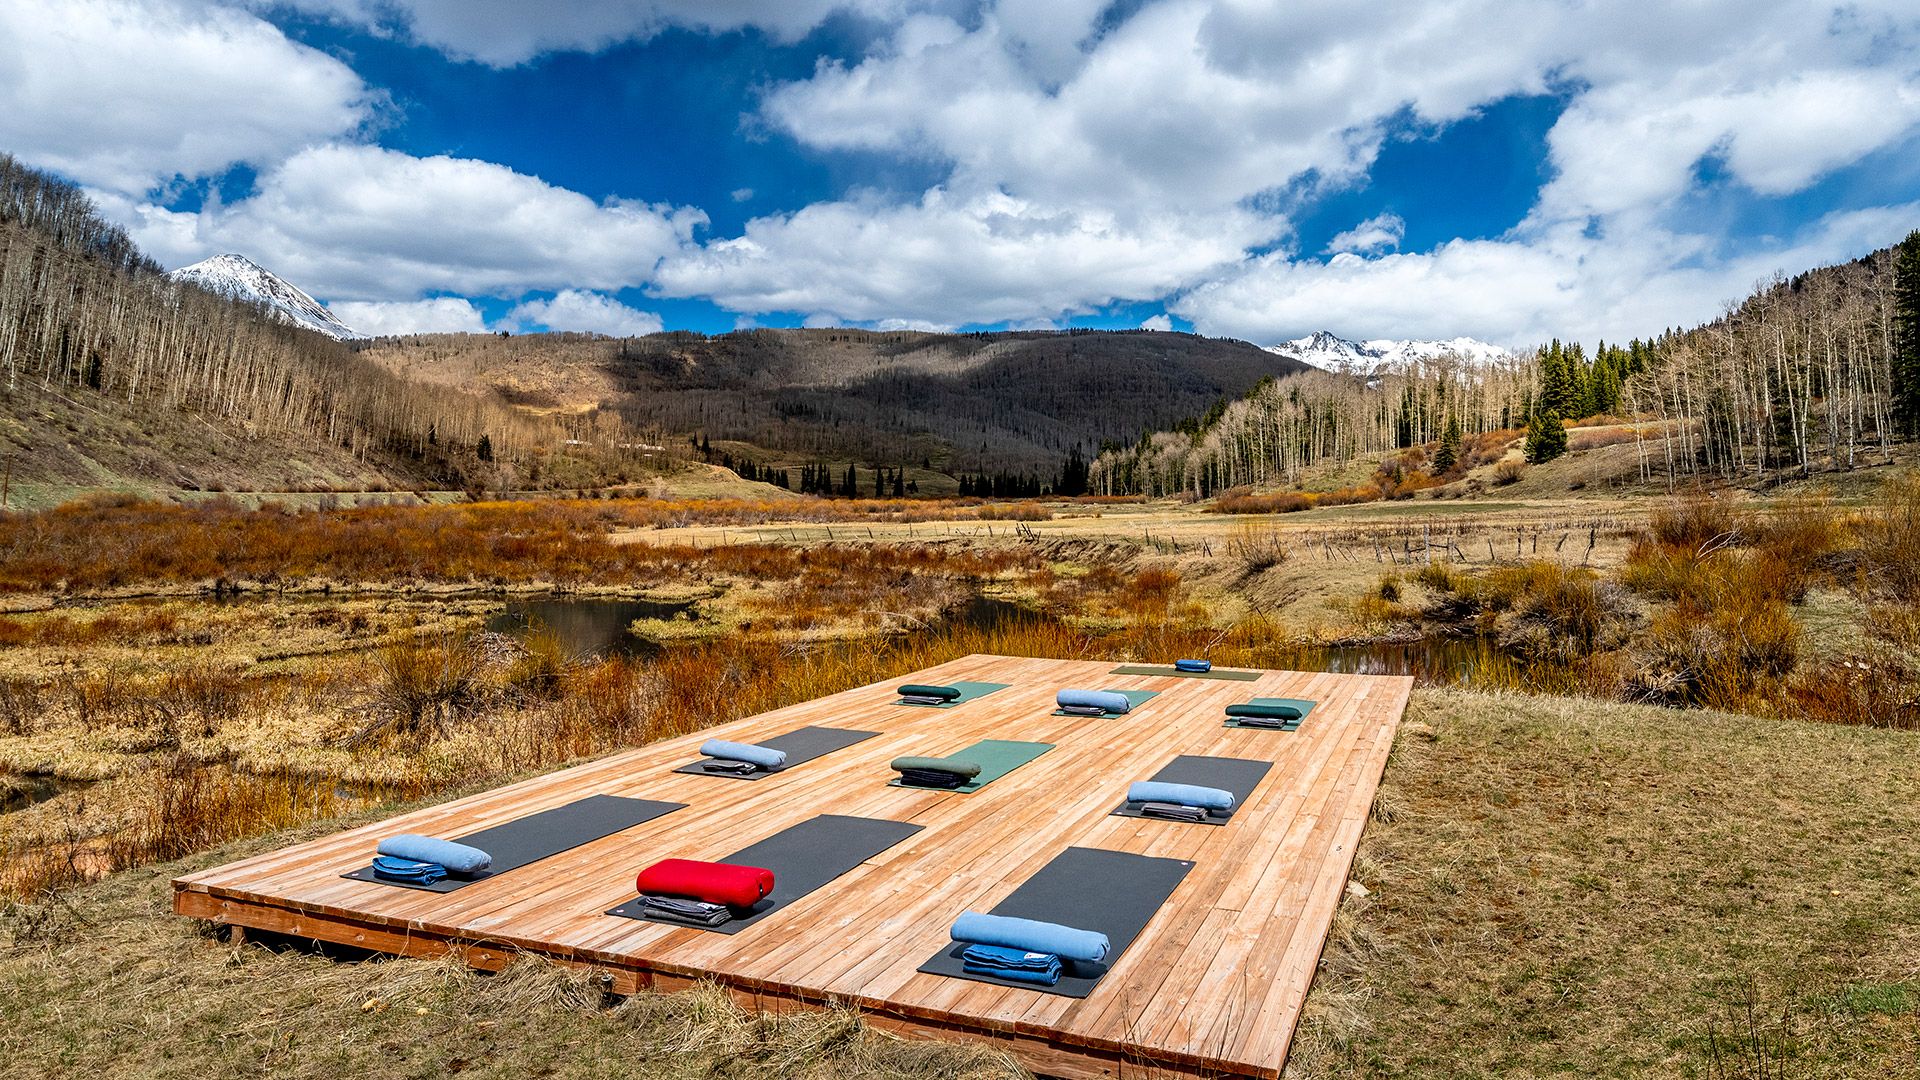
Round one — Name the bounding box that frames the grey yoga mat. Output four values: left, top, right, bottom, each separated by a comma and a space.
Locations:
673, 726, 880, 780
342, 795, 686, 893
606, 814, 922, 934
1109, 755, 1273, 826
916, 846, 1193, 998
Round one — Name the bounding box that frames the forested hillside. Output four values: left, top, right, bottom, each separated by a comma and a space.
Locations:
0, 155, 649, 502
360, 327, 1309, 477
1092, 231, 1920, 496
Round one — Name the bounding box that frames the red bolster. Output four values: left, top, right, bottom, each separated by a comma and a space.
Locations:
635, 858, 775, 908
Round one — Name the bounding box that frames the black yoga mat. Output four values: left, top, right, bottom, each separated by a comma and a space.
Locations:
917, 846, 1193, 998
1108, 754, 1273, 826
1108, 664, 1263, 681
672, 725, 880, 781
606, 814, 923, 934
342, 794, 686, 893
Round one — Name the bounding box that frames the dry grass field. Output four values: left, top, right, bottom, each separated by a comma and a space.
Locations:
3, 470, 1919, 1077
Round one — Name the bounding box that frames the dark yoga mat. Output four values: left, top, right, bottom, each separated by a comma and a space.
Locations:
1109, 754, 1273, 826
917, 846, 1193, 999
342, 794, 686, 893
1223, 697, 1317, 731
1108, 664, 1263, 682
606, 814, 922, 934
887, 739, 1053, 794
1050, 688, 1160, 717
894, 680, 1010, 708
673, 725, 880, 780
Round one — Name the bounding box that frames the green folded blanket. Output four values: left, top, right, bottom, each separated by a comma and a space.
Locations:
898, 684, 962, 701
890, 755, 983, 778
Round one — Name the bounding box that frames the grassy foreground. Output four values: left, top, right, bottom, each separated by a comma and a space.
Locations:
5, 688, 1916, 1079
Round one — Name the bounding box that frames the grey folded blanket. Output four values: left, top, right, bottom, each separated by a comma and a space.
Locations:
899, 769, 969, 789
640, 895, 734, 926
1139, 801, 1209, 822
899, 694, 948, 706
698, 759, 760, 774
1231, 714, 1291, 728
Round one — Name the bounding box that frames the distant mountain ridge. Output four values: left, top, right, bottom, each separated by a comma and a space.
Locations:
167, 254, 362, 340
1265, 330, 1514, 372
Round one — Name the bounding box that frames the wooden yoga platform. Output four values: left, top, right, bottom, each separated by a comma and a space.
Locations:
174, 655, 1412, 1079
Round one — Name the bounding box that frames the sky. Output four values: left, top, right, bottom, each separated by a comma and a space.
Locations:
3, 0, 1918, 347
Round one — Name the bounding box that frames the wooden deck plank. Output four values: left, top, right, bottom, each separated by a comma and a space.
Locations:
172, 654, 1410, 1080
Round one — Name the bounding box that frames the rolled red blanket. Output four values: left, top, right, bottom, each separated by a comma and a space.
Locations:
635, 858, 775, 908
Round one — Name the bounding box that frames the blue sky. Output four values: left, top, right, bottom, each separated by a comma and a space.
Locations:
3, 1, 1919, 345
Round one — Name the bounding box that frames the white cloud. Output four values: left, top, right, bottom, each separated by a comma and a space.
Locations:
116, 144, 706, 301
1175, 203, 1920, 347
274, 0, 914, 66
652, 187, 1267, 325
1139, 314, 1173, 331
1327, 213, 1405, 255
508, 290, 664, 336
330, 297, 490, 336
714, 0, 1920, 340
0, 0, 372, 193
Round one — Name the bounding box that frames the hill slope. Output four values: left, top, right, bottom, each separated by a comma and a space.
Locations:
361, 328, 1311, 474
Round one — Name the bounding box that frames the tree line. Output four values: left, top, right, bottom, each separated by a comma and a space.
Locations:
1091, 230, 1920, 496
0, 153, 652, 492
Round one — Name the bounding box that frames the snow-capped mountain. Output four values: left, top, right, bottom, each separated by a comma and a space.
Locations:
166, 254, 361, 340
1266, 331, 1513, 373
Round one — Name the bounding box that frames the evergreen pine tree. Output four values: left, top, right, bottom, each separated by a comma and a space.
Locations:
476, 434, 493, 462
1433, 413, 1462, 473
1893, 229, 1920, 439
1525, 410, 1567, 463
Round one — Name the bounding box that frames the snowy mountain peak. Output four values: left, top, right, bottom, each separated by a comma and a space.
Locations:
1265, 331, 1512, 373
166, 254, 361, 340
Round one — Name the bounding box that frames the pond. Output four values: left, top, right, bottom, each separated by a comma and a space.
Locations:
486, 597, 693, 658
487, 593, 1517, 686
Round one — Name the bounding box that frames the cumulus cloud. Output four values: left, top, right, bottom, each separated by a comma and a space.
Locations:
1327, 213, 1405, 255
117, 144, 705, 301
0, 0, 372, 193
508, 290, 664, 336
330, 297, 490, 336
652, 188, 1267, 325
719, 0, 1920, 340
1175, 202, 1920, 346
274, 0, 913, 66
1139, 314, 1174, 331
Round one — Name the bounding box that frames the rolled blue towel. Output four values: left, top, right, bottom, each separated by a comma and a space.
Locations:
700, 739, 788, 770
962, 943, 1062, 986
1174, 658, 1211, 672
1127, 780, 1235, 811
1056, 689, 1132, 714
376, 834, 492, 875
951, 911, 1109, 963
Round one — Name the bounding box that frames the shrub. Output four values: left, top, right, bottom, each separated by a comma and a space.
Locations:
1493, 460, 1526, 486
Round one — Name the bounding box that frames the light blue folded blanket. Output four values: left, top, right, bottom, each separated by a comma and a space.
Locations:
1056, 689, 1132, 714
962, 943, 1062, 985
951, 911, 1110, 963
1127, 780, 1235, 811
376, 834, 492, 874
1174, 658, 1211, 672
700, 739, 787, 770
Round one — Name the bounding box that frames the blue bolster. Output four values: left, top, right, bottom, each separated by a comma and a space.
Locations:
1174, 658, 1212, 672
700, 739, 788, 769
1056, 689, 1132, 714
950, 911, 1110, 963
1127, 780, 1235, 811
376, 834, 492, 874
